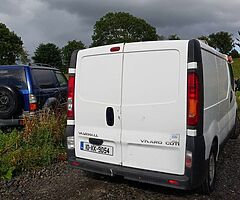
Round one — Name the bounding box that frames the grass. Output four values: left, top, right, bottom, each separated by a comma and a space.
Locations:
232, 58, 240, 79
0, 108, 66, 180
232, 58, 240, 114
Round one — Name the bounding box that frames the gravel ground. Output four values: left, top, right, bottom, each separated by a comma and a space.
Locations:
1, 137, 240, 200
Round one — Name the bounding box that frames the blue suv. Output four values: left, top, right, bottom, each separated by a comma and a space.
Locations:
0, 64, 67, 127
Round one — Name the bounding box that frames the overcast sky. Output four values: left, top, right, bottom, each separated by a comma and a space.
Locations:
0, 0, 240, 55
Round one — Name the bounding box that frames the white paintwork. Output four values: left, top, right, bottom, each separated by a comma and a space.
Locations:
121, 41, 188, 175
73, 40, 237, 176
200, 41, 237, 160
74, 44, 124, 165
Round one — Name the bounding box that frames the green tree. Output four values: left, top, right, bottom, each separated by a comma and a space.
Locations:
32, 43, 62, 69
157, 35, 166, 40
62, 40, 85, 69
91, 12, 158, 47
168, 34, 180, 40
198, 32, 234, 54
0, 23, 24, 65
17, 47, 30, 64
198, 35, 210, 43
208, 32, 234, 54
229, 49, 240, 58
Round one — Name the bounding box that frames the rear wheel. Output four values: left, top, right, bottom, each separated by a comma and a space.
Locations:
0, 85, 23, 119
200, 146, 217, 194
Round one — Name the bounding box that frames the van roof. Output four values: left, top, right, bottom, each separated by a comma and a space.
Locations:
78, 40, 227, 61
198, 40, 227, 60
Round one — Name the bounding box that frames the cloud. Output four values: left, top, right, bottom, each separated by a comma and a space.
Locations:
43, 0, 240, 37
0, 0, 91, 54
0, 0, 240, 55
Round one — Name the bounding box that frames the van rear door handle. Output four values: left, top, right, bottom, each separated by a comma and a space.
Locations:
106, 107, 114, 126
89, 138, 103, 145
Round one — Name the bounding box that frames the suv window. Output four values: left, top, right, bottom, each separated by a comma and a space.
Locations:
55, 72, 67, 87
0, 67, 27, 89
31, 69, 57, 89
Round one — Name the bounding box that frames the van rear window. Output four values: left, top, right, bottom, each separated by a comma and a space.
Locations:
0, 67, 27, 89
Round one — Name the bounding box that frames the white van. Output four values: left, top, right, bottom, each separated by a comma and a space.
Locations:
65, 39, 239, 194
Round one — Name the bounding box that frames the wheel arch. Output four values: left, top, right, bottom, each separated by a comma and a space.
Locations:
204, 119, 219, 160
43, 97, 58, 108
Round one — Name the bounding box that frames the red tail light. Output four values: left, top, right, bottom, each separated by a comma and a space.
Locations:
67, 76, 75, 119
187, 72, 199, 126
29, 94, 37, 112
29, 103, 37, 112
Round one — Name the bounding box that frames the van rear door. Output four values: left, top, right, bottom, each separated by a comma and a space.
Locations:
121, 41, 188, 175
74, 44, 124, 165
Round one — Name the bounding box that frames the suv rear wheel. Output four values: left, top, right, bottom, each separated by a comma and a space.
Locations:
0, 85, 23, 119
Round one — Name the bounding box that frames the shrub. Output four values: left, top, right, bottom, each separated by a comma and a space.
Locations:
0, 109, 66, 180
0, 130, 21, 180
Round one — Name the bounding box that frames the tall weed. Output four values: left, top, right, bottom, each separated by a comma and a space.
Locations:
0, 108, 66, 180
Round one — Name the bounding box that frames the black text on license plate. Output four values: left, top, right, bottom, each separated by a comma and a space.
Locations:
80, 142, 113, 156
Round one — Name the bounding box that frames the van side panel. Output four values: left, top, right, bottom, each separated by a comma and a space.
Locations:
228, 63, 237, 132
201, 49, 219, 159
202, 48, 231, 159
216, 57, 230, 142
121, 42, 188, 175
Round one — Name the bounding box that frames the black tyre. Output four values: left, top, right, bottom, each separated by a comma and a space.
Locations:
230, 114, 240, 139
200, 146, 217, 195
0, 85, 23, 119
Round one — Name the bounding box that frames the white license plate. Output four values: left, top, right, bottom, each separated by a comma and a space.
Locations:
80, 141, 113, 156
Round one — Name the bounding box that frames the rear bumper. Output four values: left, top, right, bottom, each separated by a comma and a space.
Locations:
0, 118, 24, 127
69, 157, 194, 190
0, 111, 30, 127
